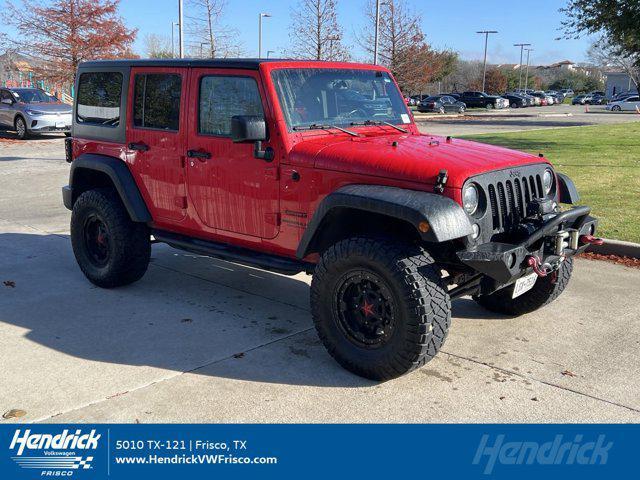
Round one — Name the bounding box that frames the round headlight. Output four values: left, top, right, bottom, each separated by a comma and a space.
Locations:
542, 169, 554, 195
463, 184, 479, 215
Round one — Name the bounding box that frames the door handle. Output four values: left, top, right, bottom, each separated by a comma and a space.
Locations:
128, 142, 149, 152
187, 149, 211, 160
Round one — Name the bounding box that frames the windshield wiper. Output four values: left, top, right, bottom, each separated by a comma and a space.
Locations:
350, 119, 408, 133
293, 123, 359, 137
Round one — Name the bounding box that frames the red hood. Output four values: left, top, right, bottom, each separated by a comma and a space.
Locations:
289, 133, 549, 189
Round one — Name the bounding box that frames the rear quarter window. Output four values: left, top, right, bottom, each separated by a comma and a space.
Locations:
76, 72, 123, 126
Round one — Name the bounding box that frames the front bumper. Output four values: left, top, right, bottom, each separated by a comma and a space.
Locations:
26, 113, 72, 133
457, 206, 598, 286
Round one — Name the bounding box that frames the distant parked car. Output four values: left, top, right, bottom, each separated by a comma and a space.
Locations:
606, 95, 640, 111
572, 94, 591, 105
501, 93, 527, 108
417, 95, 466, 113
588, 94, 607, 105
457, 91, 508, 109
560, 88, 574, 96
0, 87, 72, 140
530, 91, 550, 106
610, 91, 638, 103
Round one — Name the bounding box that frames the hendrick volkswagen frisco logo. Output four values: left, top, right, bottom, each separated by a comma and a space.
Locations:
9, 429, 100, 475
508, 169, 521, 178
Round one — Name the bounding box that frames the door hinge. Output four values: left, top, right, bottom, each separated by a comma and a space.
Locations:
264, 212, 281, 226
174, 196, 188, 209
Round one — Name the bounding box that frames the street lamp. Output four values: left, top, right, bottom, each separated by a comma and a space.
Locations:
514, 43, 532, 90
258, 13, 272, 58
178, 0, 184, 58
373, 0, 380, 65
266, 50, 276, 58
171, 21, 179, 58
199, 42, 209, 58
477, 30, 498, 93
524, 48, 534, 93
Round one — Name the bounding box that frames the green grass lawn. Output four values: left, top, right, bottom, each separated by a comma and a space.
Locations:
462, 123, 640, 243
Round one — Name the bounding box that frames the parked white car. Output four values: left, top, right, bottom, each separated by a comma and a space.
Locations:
605, 95, 640, 112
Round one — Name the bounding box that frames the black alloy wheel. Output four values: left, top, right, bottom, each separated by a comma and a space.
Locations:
83, 213, 111, 267
333, 269, 396, 349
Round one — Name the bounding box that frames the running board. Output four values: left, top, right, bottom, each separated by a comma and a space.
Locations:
152, 230, 314, 276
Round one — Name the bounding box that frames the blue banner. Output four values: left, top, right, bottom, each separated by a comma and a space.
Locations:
0, 424, 634, 479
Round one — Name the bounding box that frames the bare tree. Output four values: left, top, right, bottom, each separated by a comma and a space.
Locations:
588, 37, 639, 91
288, 0, 350, 60
186, 0, 242, 58
358, 0, 454, 93
144, 33, 172, 59
358, 0, 422, 69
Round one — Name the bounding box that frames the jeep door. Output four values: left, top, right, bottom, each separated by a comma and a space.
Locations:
185, 69, 279, 239
126, 67, 188, 222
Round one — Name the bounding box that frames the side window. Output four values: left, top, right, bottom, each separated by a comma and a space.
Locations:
76, 72, 122, 126
133, 73, 182, 131
199, 76, 264, 136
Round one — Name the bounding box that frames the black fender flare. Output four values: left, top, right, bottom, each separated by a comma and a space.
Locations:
557, 172, 580, 204
64, 153, 152, 222
296, 184, 473, 258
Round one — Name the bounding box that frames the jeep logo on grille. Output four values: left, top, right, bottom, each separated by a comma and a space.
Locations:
508, 169, 521, 178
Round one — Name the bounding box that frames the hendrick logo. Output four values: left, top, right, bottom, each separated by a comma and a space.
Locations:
473, 434, 612, 475
9, 429, 101, 475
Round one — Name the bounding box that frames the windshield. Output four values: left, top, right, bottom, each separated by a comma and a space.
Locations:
271, 68, 410, 130
12, 89, 58, 104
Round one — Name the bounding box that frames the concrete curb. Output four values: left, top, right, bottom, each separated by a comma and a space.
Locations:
588, 239, 640, 259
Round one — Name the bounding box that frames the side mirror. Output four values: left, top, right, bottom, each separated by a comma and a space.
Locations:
230, 115, 266, 143
1, 98, 13, 105
230, 115, 273, 162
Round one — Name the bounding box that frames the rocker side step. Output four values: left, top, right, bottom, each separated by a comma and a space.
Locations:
152, 229, 314, 276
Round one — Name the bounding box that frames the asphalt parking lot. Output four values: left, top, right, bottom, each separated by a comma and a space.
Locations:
1, 122, 639, 423
416, 103, 640, 136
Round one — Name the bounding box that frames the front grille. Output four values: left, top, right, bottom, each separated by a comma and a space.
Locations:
487, 173, 544, 232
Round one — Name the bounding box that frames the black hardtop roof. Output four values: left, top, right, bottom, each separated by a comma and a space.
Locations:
79, 58, 296, 70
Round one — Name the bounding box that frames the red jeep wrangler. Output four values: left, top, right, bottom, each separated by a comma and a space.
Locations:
63, 59, 600, 380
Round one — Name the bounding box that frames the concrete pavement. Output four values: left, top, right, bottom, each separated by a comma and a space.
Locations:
1, 135, 639, 424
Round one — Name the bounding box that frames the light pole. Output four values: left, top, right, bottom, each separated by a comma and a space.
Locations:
477, 30, 498, 93
514, 43, 531, 90
171, 22, 179, 58
258, 13, 271, 58
178, 0, 184, 58
524, 48, 533, 93
199, 42, 209, 58
266, 50, 275, 58
373, 0, 380, 65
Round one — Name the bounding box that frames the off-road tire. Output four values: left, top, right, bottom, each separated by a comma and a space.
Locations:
473, 257, 573, 316
311, 237, 451, 381
71, 188, 150, 288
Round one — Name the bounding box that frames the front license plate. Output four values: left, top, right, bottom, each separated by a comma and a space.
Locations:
512, 273, 538, 299
56, 122, 66, 129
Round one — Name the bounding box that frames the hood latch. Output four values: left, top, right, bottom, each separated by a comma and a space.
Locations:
434, 169, 448, 194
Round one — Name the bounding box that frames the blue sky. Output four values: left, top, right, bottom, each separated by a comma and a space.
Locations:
3, 0, 595, 65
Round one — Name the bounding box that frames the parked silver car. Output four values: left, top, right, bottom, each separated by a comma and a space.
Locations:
606, 95, 640, 112
0, 87, 72, 139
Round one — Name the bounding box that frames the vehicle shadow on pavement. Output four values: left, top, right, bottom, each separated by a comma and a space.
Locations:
0, 128, 66, 142
0, 232, 511, 389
